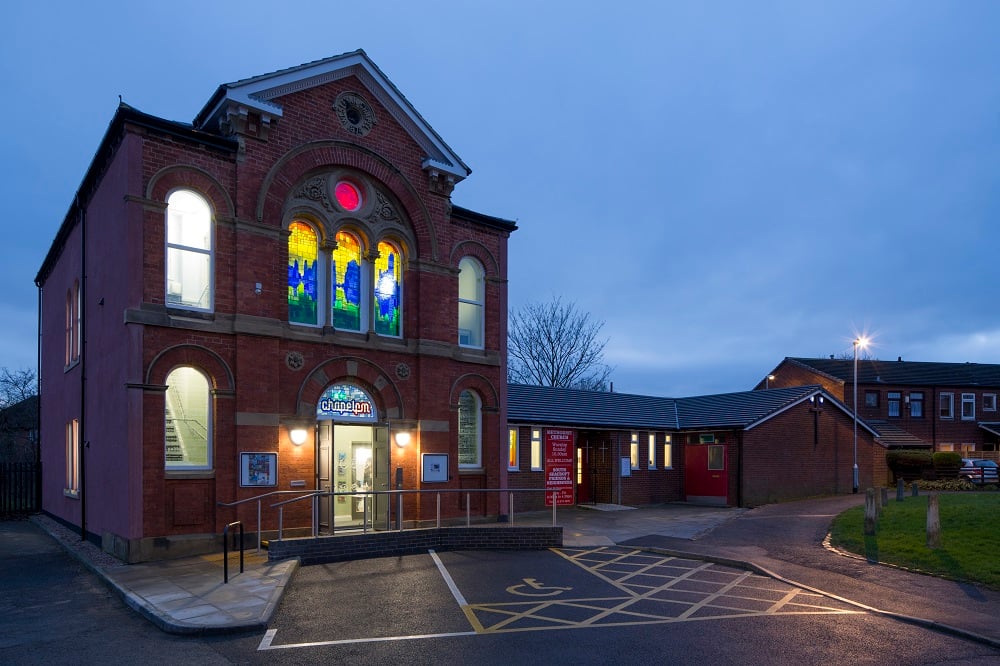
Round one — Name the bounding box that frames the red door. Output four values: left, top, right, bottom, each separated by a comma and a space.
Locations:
685, 444, 728, 505
576, 443, 593, 504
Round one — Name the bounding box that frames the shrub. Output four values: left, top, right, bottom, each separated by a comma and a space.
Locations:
886, 449, 934, 482
933, 451, 963, 480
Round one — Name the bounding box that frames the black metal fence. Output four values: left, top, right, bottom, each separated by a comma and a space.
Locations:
0, 462, 40, 518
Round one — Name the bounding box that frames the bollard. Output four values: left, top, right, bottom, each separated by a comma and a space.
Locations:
880, 487, 889, 507
896, 478, 904, 502
926, 493, 940, 549
912, 481, 919, 497
864, 488, 878, 536
873, 487, 882, 519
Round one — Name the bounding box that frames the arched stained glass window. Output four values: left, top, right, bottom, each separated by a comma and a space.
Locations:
458, 389, 482, 468
374, 240, 401, 337
332, 231, 363, 331
288, 221, 319, 325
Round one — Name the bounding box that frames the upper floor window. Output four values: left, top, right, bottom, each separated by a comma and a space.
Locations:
288, 221, 320, 326
332, 231, 365, 331
458, 257, 485, 348
507, 428, 519, 471
887, 392, 901, 418
165, 190, 213, 311
961, 393, 976, 420
909, 392, 924, 418
165, 366, 212, 470
984, 394, 997, 413
940, 392, 954, 419
864, 391, 879, 408
374, 241, 402, 337
457, 390, 482, 469
65, 281, 80, 366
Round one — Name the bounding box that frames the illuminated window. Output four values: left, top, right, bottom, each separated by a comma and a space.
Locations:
530, 429, 542, 471
374, 241, 402, 336
961, 393, 976, 420
334, 181, 362, 211
65, 420, 79, 497
663, 435, 673, 469
508, 428, 519, 471
630, 432, 639, 469
647, 433, 656, 469
940, 393, 954, 419
458, 257, 485, 348
332, 231, 364, 331
458, 390, 481, 468
288, 221, 320, 325
165, 367, 212, 470
165, 190, 213, 311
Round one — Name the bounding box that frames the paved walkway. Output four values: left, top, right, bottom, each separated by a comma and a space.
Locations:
26, 497, 1000, 647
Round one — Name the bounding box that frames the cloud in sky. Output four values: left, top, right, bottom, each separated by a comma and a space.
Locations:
3, 0, 998, 397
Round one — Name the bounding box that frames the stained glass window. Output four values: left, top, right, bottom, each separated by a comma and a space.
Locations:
287, 221, 319, 325
458, 390, 481, 468
334, 181, 362, 211
374, 241, 401, 336
332, 232, 363, 331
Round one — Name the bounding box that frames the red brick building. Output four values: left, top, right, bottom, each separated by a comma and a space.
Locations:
35, 51, 516, 562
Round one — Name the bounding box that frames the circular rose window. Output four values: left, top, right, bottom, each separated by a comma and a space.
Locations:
334, 181, 361, 211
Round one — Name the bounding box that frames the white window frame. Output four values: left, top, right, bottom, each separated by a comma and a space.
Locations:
457, 257, 485, 349
165, 189, 214, 312
940, 392, 954, 419
984, 393, 997, 412
507, 428, 519, 471
663, 436, 673, 469
647, 433, 656, 469
530, 429, 543, 471
65, 419, 79, 497
457, 390, 482, 469
961, 393, 976, 420
165, 366, 213, 471
630, 432, 639, 470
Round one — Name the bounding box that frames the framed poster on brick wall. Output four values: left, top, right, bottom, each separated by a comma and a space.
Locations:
240, 452, 277, 487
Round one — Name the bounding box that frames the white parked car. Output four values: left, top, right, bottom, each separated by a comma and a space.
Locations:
960, 458, 999, 484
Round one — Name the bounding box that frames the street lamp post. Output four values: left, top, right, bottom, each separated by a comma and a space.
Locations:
766, 374, 775, 389
852, 337, 868, 494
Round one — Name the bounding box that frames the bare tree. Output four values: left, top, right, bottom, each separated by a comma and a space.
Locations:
0, 368, 38, 463
507, 297, 613, 390
0, 368, 37, 410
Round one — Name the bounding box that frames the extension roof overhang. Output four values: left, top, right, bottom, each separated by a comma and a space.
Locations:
193, 49, 471, 182
786, 357, 1000, 388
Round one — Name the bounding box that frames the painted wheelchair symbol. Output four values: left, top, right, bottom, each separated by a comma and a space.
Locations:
505, 577, 573, 597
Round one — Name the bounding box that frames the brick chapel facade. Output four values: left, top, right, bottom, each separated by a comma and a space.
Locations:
35, 51, 516, 562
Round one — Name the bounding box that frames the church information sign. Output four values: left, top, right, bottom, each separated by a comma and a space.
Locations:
545, 429, 575, 506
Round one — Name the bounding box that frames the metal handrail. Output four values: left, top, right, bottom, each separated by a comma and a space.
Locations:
269, 487, 561, 542
218, 489, 320, 552
222, 520, 244, 583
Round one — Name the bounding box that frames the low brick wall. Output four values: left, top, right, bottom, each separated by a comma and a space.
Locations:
266, 526, 563, 565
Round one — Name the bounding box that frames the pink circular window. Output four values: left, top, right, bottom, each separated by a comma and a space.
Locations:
334, 181, 362, 211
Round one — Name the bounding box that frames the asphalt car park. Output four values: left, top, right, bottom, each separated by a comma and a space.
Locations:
260, 546, 863, 652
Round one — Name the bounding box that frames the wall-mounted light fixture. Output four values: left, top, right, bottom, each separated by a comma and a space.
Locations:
289, 427, 308, 446
394, 431, 411, 448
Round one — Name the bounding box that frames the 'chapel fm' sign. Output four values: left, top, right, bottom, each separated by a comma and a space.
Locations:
316, 384, 378, 421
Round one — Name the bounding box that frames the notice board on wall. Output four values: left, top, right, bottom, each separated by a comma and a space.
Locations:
544, 429, 575, 506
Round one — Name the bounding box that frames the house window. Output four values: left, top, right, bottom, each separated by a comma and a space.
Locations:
887, 392, 901, 418
961, 393, 975, 420
507, 428, 519, 471
864, 391, 879, 408
663, 435, 673, 469
65, 419, 79, 497
165, 366, 212, 470
940, 393, 954, 419
939, 442, 955, 452
457, 390, 481, 468
530, 429, 542, 471
647, 433, 656, 469
374, 241, 402, 337
288, 220, 320, 326
457, 257, 485, 348
65, 281, 80, 366
165, 189, 213, 311
332, 231, 364, 331
909, 392, 924, 418
984, 394, 997, 412
630, 433, 639, 469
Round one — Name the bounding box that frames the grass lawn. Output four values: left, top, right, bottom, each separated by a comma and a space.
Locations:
829, 492, 1000, 589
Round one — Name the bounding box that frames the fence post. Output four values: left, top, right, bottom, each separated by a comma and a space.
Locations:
912, 481, 919, 497
926, 493, 940, 549
896, 478, 904, 502
863, 488, 877, 536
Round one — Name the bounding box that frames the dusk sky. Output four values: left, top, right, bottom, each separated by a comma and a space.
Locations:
3, 1, 998, 398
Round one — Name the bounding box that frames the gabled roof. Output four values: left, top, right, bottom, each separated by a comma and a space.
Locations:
193, 49, 470, 181
786, 357, 1000, 388
507, 384, 879, 436
865, 419, 931, 448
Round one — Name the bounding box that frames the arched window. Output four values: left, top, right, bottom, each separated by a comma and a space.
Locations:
374, 240, 402, 337
458, 257, 485, 348
165, 366, 212, 470
458, 389, 482, 469
332, 231, 364, 331
165, 190, 213, 311
288, 220, 320, 326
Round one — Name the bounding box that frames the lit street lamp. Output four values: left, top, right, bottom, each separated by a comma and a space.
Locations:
852, 336, 868, 493
765, 374, 775, 389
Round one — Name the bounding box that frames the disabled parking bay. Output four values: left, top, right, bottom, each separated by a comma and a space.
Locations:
259, 546, 863, 651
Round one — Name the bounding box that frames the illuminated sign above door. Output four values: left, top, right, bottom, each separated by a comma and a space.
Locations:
316, 384, 378, 422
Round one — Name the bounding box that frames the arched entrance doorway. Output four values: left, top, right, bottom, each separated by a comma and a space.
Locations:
314, 383, 390, 531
